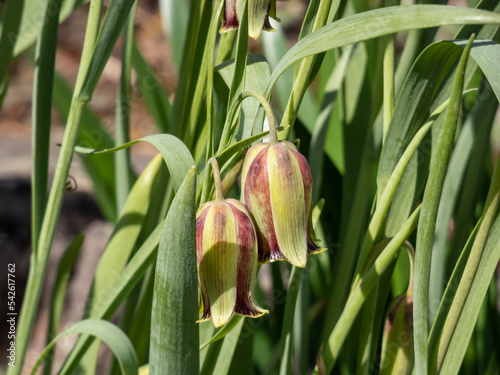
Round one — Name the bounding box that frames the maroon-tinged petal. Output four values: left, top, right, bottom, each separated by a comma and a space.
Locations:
268, 144, 308, 267
220, 0, 239, 33
196, 206, 212, 320
240, 142, 268, 200
227, 199, 267, 317
243, 145, 286, 263
198, 202, 238, 327
282, 141, 324, 254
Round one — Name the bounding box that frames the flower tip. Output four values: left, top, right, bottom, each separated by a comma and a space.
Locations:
309, 246, 327, 256
219, 23, 239, 34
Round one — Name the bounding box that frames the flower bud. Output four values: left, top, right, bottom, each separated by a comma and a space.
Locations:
197, 159, 268, 327
241, 140, 324, 267
380, 294, 414, 375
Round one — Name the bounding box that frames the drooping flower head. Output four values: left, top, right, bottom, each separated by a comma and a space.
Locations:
197, 158, 268, 327
220, 0, 278, 39
240, 115, 325, 268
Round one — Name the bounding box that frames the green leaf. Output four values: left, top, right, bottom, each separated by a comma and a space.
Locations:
215, 55, 272, 145
429, 85, 497, 318
315, 208, 421, 374
31, 320, 138, 375
439, 213, 500, 374
13, 0, 87, 57
114, 4, 137, 212
52, 72, 117, 222
380, 39, 500, 237
261, 23, 317, 134
0, 0, 24, 86
86, 155, 165, 316
428, 224, 478, 368
457, 39, 500, 101
200, 315, 243, 350
159, 0, 190, 72
265, 5, 500, 97
211, 317, 246, 375
432, 145, 500, 372
201, 317, 246, 375
76, 155, 167, 371
79, 0, 136, 101
216, 125, 289, 168
413, 35, 474, 375
131, 41, 172, 133
59, 221, 164, 374
150, 167, 198, 374
172, 0, 211, 141
309, 45, 353, 202
227, 1, 248, 111
31, 0, 63, 255
75, 134, 195, 192
279, 266, 303, 375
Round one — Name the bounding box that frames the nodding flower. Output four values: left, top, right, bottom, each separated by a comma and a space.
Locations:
220, 0, 278, 39
196, 158, 268, 327
239, 102, 325, 268
241, 140, 325, 267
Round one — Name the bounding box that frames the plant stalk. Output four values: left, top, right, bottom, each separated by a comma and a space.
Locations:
9, 0, 103, 371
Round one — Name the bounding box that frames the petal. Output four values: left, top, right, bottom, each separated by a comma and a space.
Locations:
200, 202, 238, 327
196, 205, 212, 320
282, 141, 325, 254
227, 199, 267, 316
243, 146, 285, 263
220, 0, 239, 33
241, 142, 269, 204
268, 144, 308, 267
248, 0, 271, 39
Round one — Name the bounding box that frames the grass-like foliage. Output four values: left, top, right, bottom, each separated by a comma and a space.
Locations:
2, 0, 500, 374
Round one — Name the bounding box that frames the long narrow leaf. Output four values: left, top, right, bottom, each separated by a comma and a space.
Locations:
114, 4, 137, 212
440, 213, 500, 374
265, 6, 500, 97
31, 0, 62, 251
75, 134, 195, 192
150, 167, 198, 373
32, 320, 138, 375
413, 35, 474, 375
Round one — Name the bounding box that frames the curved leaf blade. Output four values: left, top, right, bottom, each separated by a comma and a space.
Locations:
31, 319, 138, 375
75, 134, 195, 192
265, 5, 500, 96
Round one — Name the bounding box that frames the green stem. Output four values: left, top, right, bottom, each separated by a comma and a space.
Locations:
209, 158, 224, 201
413, 34, 475, 375
279, 267, 302, 375
205, 0, 224, 157
315, 207, 421, 374
403, 241, 415, 296
218, 90, 278, 151
433, 152, 500, 373
114, 2, 137, 212
279, 0, 335, 137
10, 1, 103, 372
173, 0, 208, 139
382, 34, 395, 143
353, 99, 450, 285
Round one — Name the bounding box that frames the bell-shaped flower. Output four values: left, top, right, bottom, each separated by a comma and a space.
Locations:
220, 0, 277, 39
240, 120, 325, 268
197, 158, 268, 327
